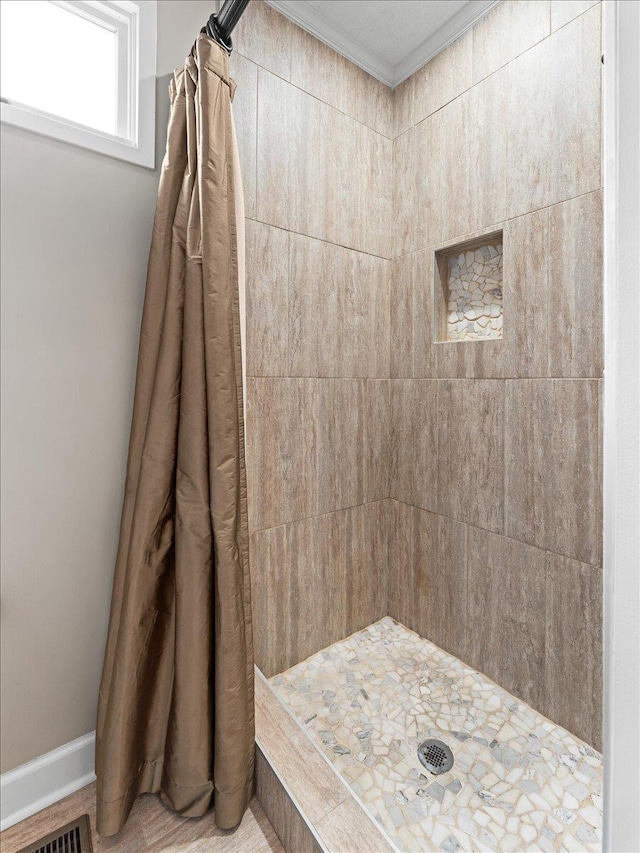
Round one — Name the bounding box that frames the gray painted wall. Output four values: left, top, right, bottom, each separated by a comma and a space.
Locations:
0, 0, 212, 773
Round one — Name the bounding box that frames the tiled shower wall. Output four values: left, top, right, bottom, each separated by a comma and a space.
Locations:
231, 1, 393, 677
234, 0, 603, 750
389, 0, 603, 749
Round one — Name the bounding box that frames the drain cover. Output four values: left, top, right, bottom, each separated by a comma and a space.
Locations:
418, 738, 454, 775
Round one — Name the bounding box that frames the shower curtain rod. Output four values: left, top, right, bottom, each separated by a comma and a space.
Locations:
205, 0, 251, 52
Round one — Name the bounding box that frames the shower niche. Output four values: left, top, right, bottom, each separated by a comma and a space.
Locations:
434, 231, 503, 342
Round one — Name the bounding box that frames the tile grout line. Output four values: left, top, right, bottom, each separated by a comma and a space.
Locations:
249, 498, 391, 537
386, 186, 603, 264
503, 377, 510, 541
285, 225, 292, 378
247, 376, 605, 381
235, 51, 394, 141
386, 498, 603, 572
392, 2, 598, 141
244, 215, 393, 262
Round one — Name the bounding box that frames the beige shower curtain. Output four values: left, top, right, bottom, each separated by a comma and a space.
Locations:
95, 34, 254, 837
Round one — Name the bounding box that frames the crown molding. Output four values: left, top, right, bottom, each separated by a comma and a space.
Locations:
393, 0, 498, 85
266, 0, 396, 85
265, 0, 499, 88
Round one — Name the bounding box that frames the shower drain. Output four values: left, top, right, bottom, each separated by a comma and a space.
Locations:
417, 738, 454, 775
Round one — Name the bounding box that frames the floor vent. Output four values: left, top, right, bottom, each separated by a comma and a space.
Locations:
17, 815, 93, 853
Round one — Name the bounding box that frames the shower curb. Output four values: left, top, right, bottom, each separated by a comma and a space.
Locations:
254, 668, 395, 853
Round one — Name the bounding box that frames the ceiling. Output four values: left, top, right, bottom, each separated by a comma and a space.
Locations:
266, 0, 498, 88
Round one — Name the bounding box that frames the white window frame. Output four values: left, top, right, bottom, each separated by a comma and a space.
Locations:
0, 0, 157, 168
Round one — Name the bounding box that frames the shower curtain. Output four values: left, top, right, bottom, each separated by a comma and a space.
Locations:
95, 34, 254, 837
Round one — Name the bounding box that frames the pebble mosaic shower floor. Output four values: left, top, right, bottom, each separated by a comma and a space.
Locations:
270, 618, 602, 853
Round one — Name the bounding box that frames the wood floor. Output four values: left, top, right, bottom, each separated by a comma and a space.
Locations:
0, 783, 284, 853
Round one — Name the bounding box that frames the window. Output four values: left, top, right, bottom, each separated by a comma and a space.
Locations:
0, 0, 156, 167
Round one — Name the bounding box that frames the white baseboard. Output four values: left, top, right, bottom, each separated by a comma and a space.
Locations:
0, 732, 96, 832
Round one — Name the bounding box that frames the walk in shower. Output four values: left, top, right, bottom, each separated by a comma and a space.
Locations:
230, 0, 604, 850
270, 619, 601, 852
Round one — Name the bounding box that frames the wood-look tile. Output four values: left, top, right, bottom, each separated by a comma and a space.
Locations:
502, 206, 550, 378
392, 75, 415, 139
254, 672, 347, 825
315, 380, 389, 515
388, 502, 468, 661
234, 0, 294, 81
437, 379, 505, 533
411, 248, 438, 379
466, 68, 508, 237
344, 500, 390, 633
403, 240, 476, 380
414, 206, 566, 382
354, 67, 393, 138
246, 377, 318, 531
246, 221, 289, 377
472, 0, 551, 85
0, 784, 281, 853
288, 502, 388, 665
289, 508, 349, 663
390, 255, 414, 378
142, 798, 284, 852
257, 70, 391, 259
434, 338, 503, 381
394, 119, 442, 256
289, 235, 390, 379
551, 0, 600, 31
504, 379, 601, 564
387, 501, 413, 628
416, 31, 473, 127
250, 524, 291, 676
356, 122, 393, 258
231, 53, 258, 220
255, 748, 321, 853
247, 379, 388, 531
438, 95, 470, 243
315, 799, 395, 853
393, 31, 472, 137
466, 527, 547, 710
390, 380, 438, 511
148, 800, 282, 853
545, 554, 602, 750
507, 6, 601, 218
439, 69, 507, 244
548, 191, 603, 378
256, 70, 317, 238
433, 513, 469, 662
289, 25, 357, 118
435, 339, 501, 382
252, 502, 389, 675
407, 211, 559, 383
362, 381, 391, 504
135, 792, 200, 849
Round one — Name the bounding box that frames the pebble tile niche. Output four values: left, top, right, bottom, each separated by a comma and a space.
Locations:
271, 619, 602, 853
437, 237, 504, 342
